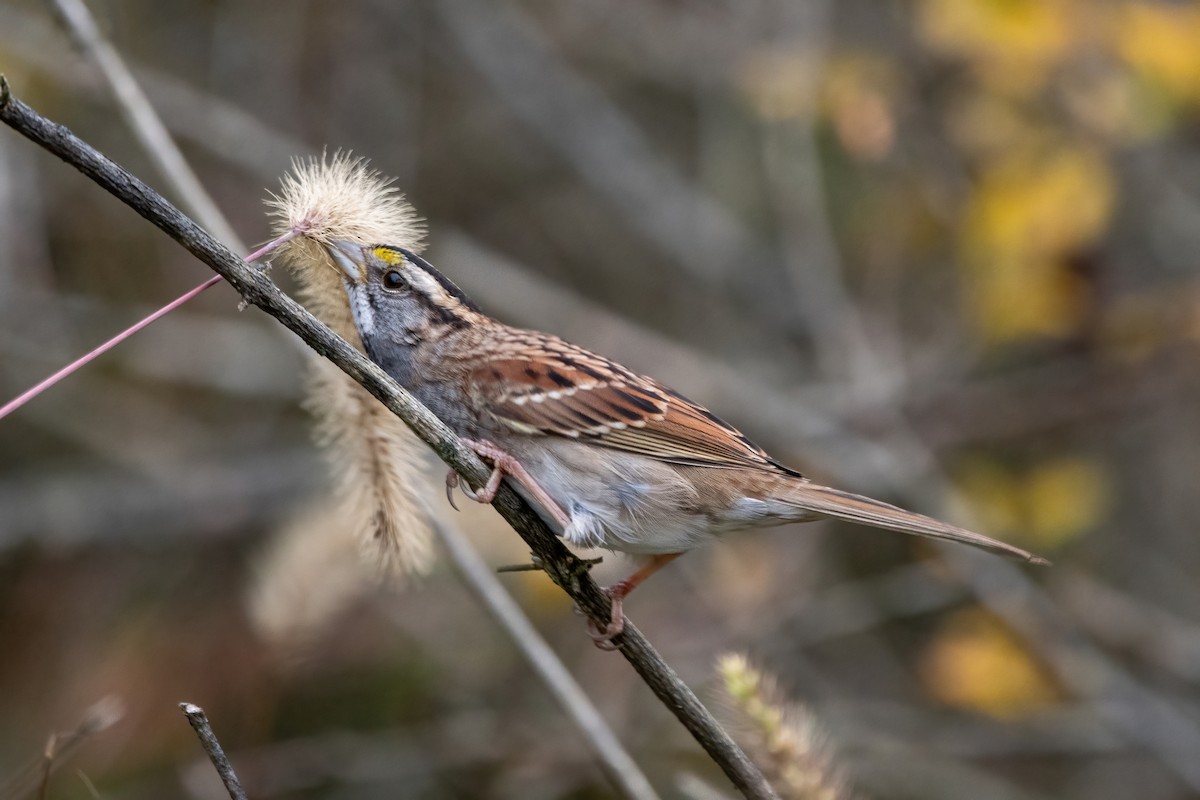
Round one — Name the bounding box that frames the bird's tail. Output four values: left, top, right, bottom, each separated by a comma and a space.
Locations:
778, 480, 1050, 565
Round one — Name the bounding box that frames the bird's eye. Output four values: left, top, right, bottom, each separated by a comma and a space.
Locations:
382, 269, 406, 290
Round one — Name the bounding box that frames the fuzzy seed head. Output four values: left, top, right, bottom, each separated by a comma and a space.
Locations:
718, 653, 851, 800
267, 150, 424, 257
265, 153, 434, 579
248, 499, 370, 646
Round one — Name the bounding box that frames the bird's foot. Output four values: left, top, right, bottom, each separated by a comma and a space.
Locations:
444, 439, 571, 530
578, 553, 682, 651
585, 587, 627, 651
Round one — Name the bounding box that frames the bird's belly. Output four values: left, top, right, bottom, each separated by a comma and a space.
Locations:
504, 439, 806, 555
502, 441, 696, 554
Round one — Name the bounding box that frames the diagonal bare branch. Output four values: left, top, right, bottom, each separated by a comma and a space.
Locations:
0, 77, 777, 800
12, 6, 660, 786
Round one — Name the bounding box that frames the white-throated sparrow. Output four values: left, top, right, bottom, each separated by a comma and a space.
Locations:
326, 241, 1047, 644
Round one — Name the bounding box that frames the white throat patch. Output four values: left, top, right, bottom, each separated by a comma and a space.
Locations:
346, 282, 375, 335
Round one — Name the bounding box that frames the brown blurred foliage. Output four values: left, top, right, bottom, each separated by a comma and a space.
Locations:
3, 1, 1200, 798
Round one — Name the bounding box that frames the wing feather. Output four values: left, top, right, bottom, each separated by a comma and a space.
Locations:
470, 334, 780, 471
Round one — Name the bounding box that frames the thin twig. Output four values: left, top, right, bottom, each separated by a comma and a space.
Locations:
0, 78, 777, 800
36, 742, 55, 798
0, 695, 124, 800
0, 230, 299, 420
76, 770, 101, 800
179, 703, 249, 800
0, 275, 218, 419
434, 521, 659, 800
49, 0, 242, 248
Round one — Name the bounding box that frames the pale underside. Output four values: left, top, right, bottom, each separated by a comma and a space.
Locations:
495, 434, 817, 554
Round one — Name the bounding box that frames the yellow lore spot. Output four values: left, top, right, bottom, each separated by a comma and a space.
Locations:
372, 246, 406, 265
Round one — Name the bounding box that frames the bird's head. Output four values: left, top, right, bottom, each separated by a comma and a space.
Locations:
324, 241, 481, 350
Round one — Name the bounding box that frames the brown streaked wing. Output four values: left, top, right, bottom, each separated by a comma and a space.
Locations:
600, 386, 777, 469
471, 335, 777, 470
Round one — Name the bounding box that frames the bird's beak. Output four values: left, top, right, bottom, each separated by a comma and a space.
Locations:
325, 240, 366, 283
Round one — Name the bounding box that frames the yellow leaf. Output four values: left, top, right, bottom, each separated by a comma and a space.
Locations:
956, 456, 1105, 550
1117, 2, 1200, 106
969, 255, 1087, 342
917, 0, 1079, 95
921, 609, 1059, 718
969, 146, 1113, 258
1024, 457, 1108, 547
963, 146, 1113, 343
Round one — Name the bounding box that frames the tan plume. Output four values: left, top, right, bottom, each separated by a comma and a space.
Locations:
248, 499, 369, 645
718, 653, 852, 800
266, 152, 433, 577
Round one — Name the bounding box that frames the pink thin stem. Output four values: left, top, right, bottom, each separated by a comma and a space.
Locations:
0, 228, 303, 421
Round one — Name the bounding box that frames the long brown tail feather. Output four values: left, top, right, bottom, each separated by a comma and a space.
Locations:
783, 482, 1050, 565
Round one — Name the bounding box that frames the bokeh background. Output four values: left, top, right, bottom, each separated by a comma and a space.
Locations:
3, 1, 1200, 798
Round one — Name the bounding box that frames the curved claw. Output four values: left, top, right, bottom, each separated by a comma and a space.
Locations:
444, 464, 496, 509
445, 469, 462, 511
588, 620, 623, 651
